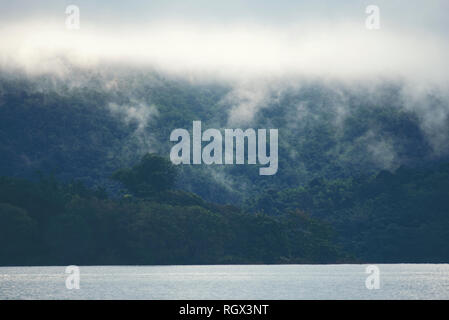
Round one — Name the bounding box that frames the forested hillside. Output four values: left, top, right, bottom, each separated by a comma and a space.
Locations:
1, 65, 449, 264
1, 67, 447, 204
0, 154, 342, 266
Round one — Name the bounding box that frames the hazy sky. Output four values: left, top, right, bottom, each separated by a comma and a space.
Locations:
1, 0, 448, 31
0, 1, 448, 85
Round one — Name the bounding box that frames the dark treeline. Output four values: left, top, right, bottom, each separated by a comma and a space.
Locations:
250, 163, 449, 263
0, 154, 342, 266
2, 153, 449, 265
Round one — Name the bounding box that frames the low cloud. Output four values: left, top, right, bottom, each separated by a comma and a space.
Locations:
0, 20, 447, 88
1, 13, 448, 174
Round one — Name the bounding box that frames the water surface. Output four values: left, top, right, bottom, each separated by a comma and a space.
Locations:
1, 264, 448, 299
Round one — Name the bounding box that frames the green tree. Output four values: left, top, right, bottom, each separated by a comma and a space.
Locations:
112, 153, 177, 197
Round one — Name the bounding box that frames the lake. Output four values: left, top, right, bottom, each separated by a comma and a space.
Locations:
1, 264, 448, 300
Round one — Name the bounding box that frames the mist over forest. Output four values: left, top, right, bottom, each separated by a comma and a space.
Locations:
1, 1, 449, 264
1, 61, 448, 203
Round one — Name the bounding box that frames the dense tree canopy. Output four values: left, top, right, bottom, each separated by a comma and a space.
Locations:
112, 153, 177, 197
0, 155, 343, 266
